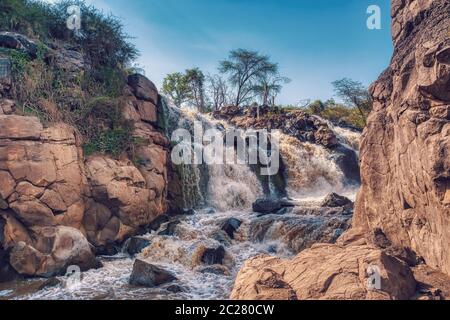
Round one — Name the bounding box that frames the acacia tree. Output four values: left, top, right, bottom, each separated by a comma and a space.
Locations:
219, 49, 277, 107
332, 78, 372, 125
207, 74, 229, 111
162, 72, 191, 108
253, 72, 291, 107
185, 68, 206, 112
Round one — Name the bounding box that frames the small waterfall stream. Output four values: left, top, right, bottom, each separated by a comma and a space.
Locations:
5, 101, 362, 300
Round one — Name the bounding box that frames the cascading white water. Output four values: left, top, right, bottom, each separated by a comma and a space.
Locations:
277, 133, 345, 198
178, 107, 264, 211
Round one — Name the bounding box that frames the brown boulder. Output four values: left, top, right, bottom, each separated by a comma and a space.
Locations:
0, 99, 15, 115
127, 74, 159, 105
231, 241, 417, 300
85, 155, 166, 245
136, 100, 158, 123
9, 226, 98, 277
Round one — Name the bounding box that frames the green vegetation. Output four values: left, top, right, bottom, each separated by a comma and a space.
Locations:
162, 72, 193, 108
302, 99, 367, 130
163, 49, 290, 113
163, 50, 370, 128
332, 78, 372, 126
0, 47, 30, 76
1, 0, 140, 157
162, 68, 206, 111
219, 49, 281, 107
0, 0, 138, 69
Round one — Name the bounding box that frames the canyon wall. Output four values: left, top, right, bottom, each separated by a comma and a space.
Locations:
354, 0, 450, 275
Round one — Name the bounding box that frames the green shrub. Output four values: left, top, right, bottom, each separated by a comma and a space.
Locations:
83, 127, 132, 157
0, 0, 138, 70
82, 66, 127, 98
79, 96, 134, 157
0, 48, 30, 76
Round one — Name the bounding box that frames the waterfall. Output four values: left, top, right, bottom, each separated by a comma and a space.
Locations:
161, 98, 263, 211
162, 98, 362, 207
277, 133, 345, 198
276, 121, 361, 200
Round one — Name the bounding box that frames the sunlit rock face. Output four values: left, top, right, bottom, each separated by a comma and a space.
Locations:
354, 0, 450, 275
0, 68, 169, 278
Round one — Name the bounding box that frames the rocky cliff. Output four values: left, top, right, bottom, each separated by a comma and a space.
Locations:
354, 0, 450, 276
231, 0, 450, 300
0, 33, 169, 280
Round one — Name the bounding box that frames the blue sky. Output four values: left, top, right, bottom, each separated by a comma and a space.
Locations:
49, 0, 393, 104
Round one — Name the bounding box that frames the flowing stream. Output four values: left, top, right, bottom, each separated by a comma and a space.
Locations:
1, 102, 361, 300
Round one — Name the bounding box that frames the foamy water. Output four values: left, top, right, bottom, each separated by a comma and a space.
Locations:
15, 209, 288, 300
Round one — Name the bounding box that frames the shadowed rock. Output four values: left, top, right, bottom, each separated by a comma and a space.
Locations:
129, 259, 177, 287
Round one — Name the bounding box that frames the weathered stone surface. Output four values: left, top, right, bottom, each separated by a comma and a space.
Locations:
200, 245, 226, 265
0, 32, 38, 58
127, 74, 159, 105
0, 43, 169, 281
330, 145, 361, 184
354, 0, 450, 275
129, 259, 177, 287
0, 115, 43, 139
252, 198, 294, 215
231, 242, 417, 300
250, 213, 351, 254
123, 237, 151, 256
213, 105, 339, 148
85, 156, 160, 228
136, 100, 158, 123
220, 218, 242, 239
0, 99, 15, 115
0, 171, 15, 200
45, 47, 88, 75
321, 193, 353, 208
9, 226, 98, 277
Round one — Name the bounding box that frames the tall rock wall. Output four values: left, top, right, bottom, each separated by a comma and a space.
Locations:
0, 73, 169, 278
354, 0, 450, 275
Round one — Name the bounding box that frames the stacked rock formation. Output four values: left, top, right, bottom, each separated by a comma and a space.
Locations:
0, 36, 169, 278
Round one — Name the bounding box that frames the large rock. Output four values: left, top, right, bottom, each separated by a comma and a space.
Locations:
330, 144, 361, 184
321, 193, 353, 208
8, 226, 99, 277
0, 99, 15, 115
0, 115, 43, 139
249, 213, 351, 254
127, 74, 159, 105
129, 259, 177, 287
85, 156, 162, 227
0, 32, 38, 58
231, 239, 417, 300
354, 0, 450, 275
0, 119, 88, 230
123, 236, 151, 256
45, 47, 88, 77
252, 198, 294, 215
220, 218, 242, 239
213, 106, 339, 149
